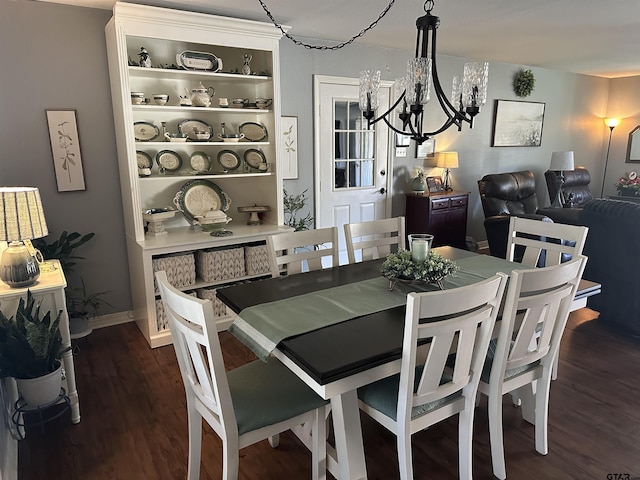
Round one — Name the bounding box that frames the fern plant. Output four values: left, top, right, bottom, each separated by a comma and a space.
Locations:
0, 291, 69, 379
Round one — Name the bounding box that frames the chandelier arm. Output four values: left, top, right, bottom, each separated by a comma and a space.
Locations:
257, 0, 396, 51
366, 91, 406, 127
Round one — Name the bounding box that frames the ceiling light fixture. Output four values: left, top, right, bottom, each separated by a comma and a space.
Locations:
359, 0, 489, 144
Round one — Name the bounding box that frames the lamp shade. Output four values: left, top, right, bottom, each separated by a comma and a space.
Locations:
604, 118, 620, 129
0, 187, 48, 242
550, 151, 574, 171
434, 151, 459, 169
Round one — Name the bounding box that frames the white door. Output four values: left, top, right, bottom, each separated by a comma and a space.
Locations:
314, 75, 392, 264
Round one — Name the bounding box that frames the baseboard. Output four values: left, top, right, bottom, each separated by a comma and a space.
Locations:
89, 311, 135, 331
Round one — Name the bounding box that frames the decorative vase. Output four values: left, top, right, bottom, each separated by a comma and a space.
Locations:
16, 362, 63, 407
411, 176, 426, 193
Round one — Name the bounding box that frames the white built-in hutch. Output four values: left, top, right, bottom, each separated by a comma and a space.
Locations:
105, 2, 290, 347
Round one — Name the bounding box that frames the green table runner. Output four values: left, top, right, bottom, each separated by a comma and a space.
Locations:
229, 255, 520, 360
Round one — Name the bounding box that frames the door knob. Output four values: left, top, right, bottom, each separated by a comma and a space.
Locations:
380, 169, 386, 176
378, 187, 386, 194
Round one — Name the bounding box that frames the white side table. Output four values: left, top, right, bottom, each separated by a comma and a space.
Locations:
0, 260, 80, 426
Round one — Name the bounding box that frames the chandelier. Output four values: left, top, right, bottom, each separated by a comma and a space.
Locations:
359, 0, 489, 144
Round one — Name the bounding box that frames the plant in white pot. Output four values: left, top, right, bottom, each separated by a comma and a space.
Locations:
0, 291, 71, 406
65, 278, 111, 338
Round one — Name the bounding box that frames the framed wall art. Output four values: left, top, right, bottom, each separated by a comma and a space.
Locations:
415, 138, 436, 158
46, 110, 86, 191
491, 100, 546, 147
281, 116, 298, 179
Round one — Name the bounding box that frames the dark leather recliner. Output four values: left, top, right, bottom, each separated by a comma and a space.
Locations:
545, 167, 593, 207
478, 170, 551, 258
578, 198, 640, 335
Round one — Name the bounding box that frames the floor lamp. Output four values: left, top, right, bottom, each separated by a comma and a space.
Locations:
600, 118, 620, 198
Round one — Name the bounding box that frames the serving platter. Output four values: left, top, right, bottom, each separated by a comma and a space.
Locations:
176, 51, 222, 72
136, 151, 153, 169
178, 119, 214, 141
155, 150, 183, 172
173, 179, 230, 224
217, 150, 241, 171
239, 122, 268, 142
134, 121, 160, 141
244, 149, 267, 170
189, 151, 211, 173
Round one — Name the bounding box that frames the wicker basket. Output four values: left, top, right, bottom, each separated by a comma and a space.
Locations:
196, 288, 229, 318
152, 252, 196, 291
245, 244, 271, 276
196, 247, 245, 282
155, 291, 198, 332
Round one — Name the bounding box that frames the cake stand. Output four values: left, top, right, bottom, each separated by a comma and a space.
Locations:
237, 205, 271, 225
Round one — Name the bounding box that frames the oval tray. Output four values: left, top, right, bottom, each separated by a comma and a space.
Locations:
133, 121, 159, 141
176, 51, 222, 72
178, 119, 214, 141
239, 122, 268, 142
173, 180, 230, 223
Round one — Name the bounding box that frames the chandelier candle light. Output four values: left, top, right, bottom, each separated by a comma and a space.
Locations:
549, 151, 575, 208
0, 187, 48, 288
359, 0, 489, 144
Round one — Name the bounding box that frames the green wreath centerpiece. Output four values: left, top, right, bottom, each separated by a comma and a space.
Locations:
381, 249, 458, 291
513, 68, 535, 97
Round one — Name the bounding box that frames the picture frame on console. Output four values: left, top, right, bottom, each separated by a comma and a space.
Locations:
426, 176, 444, 193
491, 100, 545, 147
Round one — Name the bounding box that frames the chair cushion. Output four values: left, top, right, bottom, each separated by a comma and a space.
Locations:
228, 358, 328, 435
480, 339, 540, 383
357, 366, 460, 422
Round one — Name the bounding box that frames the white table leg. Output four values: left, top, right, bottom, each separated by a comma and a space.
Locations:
330, 390, 367, 480
54, 289, 80, 424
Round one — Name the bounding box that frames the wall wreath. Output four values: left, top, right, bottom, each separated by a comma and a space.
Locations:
513, 68, 535, 97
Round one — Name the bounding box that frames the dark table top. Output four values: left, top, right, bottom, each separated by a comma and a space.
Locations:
217, 246, 599, 386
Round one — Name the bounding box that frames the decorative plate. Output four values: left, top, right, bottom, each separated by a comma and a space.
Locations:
217, 150, 241, 171
155, 150, 183, 172
133, 121, 160, 141
176, 51, 223, 72
178, 119, 214, 141
239, 122, 268, 142
173, 180, 230, 223
136, 151, 153, 169
189, 151, 212, 173
244, 149, 267, 169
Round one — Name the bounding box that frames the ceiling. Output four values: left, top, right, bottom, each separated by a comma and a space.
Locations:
40, 0, 640, 78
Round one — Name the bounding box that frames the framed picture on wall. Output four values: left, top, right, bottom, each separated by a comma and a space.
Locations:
426, 176, 444, 193
415, 138, 436, 158
46, 110, 86, 191
491, 100, 546, 147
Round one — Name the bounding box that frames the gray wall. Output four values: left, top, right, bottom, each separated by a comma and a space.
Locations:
0, 0, 131, 314
0, 0, 625, 316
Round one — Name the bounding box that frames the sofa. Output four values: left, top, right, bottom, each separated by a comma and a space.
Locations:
578, 198, 640, 335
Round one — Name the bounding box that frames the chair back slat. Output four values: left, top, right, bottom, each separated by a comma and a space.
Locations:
398, 273, 508, 417
507, 216, 588, 267
267, 227, 339, 276
156, 271, 236, 436
344, 217, 405, 264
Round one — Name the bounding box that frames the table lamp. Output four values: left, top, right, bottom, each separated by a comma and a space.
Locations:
434, 151, 459, 191
549, 151, 575, 208
0, 187, 48, 288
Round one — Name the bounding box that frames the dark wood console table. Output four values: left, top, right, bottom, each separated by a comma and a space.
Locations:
405, 191, 469, 249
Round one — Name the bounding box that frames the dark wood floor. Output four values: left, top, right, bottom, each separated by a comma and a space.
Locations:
17, 308, 640, 479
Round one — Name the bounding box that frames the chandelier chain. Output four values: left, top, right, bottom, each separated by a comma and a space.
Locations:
257, 0, 396, 50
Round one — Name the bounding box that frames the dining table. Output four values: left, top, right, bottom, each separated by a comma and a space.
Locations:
217, 246, 600, 480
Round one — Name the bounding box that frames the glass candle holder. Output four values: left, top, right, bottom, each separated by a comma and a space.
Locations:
408, 234, 434, 262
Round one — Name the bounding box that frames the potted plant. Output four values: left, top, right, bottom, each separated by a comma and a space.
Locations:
0, 291, 71, 406
32, 231, 111, 338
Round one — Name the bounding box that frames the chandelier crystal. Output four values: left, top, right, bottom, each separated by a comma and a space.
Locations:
359, 0, 489, 144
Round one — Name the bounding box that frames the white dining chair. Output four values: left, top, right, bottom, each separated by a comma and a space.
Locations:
267, 227, 339, 276
344, 216, 406, 264
507, 216, 589, 379
156, 271, 328, 480
506, 216, 588, 267
477, 255, 587, 480
357, 272, 508, 480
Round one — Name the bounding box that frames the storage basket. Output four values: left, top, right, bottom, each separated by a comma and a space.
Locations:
245, 244, 271, 276
196, 288, 229, 318
196, 247, 245, 282
155, 291, 198, 332
152, 252, 196, 291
